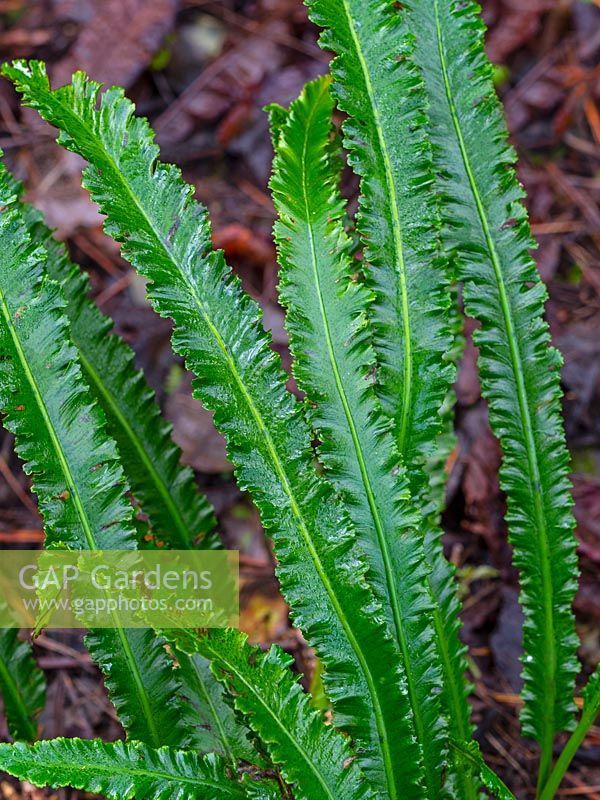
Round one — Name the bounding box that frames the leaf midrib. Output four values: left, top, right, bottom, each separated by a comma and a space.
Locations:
340, 0, 413, 454
298, 80, 413, 799
59, 98, 395, 798
0, 287, 161, 749
432, 0, 555, 746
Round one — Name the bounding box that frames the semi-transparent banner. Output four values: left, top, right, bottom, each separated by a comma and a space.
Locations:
0, 550, 238, 629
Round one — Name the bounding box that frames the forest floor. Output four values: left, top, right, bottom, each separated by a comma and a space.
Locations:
0, 1, 599, 797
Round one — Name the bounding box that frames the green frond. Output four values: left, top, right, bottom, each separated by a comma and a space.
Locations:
0, 172, 136, 553
170, 628, 371, 800
0, 623, 45, 742
5, 60, 416, 798
302, 8, 475, 795
0, 163, 199, 751
269, 75, 445, 796
305, 0, 454, 501
405, 0, 579, 776
1, 167, 216, 551
0, 738, 279, 800
175, 648, 260, 767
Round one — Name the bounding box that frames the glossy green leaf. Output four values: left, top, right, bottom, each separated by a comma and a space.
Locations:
1, 168, 216, 551
0, 163, 198, 751
303, 5, 475, 796
406, 1, 579, 781
305, 0, 454, 498
0, 738, 278, 799
269, 75, 442, 796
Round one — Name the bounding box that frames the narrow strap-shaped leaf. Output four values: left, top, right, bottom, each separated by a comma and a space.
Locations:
2, 167, 216, 551
540, 664, 600, 800
269, 76, 444, 796
0, 182, 136, 552
5, 61, 415, 798
170, 629, 372, 800
306, 0, 454, 497
0, 738, 278, 800
406, 0, 579, 779
302, 8, 476, 795
0, 165, 198, 751
175, 648, 259, 767
0, 624, 45, 742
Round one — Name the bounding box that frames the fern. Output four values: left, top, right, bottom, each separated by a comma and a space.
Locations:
1, 167, 216, 551
0, 165, 198, 751
405, 0, 580, 786
0, 1, 593, 794
0, 739, 278, 799
4, 60, 419, 798
1, 166, 235, 753
171, 628, 372, 800
0, 623, 45, 742
269, 75, 446, 796
303, 5, 476, 795
305, 0, 454, 501
0, 184, 136, 553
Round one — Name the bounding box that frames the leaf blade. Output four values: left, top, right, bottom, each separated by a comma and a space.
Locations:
0, 738, 276, 800
406, 0, 579, 772
0, 161, 198, 751
269, 75, 445, 796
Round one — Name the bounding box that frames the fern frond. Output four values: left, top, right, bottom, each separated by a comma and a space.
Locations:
305, 0, 454, 499
0, 163, 198, 751
0, 624, 45, 742
0, 739, 279, 800
1, 167, 216, 550
175, 648, 259, 767
170, 628, 372, 800
5, 60, 416, 798
405, 0, 579, 777
303, 7, 475, 794
269, 76, 445, 796
0, 176, 135, 553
